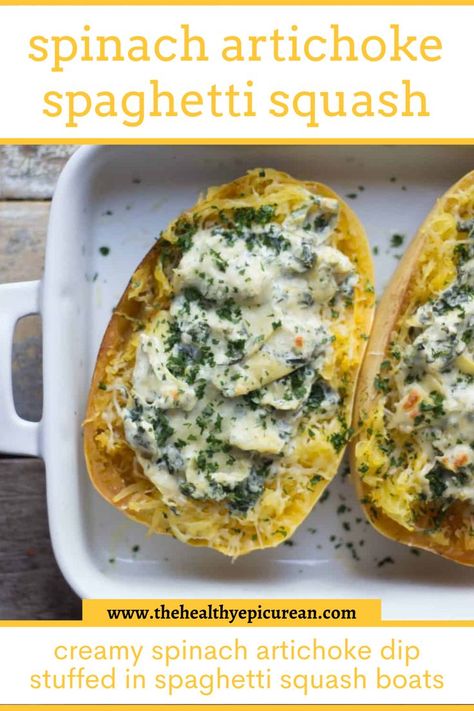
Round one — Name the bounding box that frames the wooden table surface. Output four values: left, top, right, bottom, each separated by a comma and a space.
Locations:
0, 146, 82, 619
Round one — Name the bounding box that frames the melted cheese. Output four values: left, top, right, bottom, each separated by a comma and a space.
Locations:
121, 190, 357, 512
86, 168, 375, 556
389, 253, 474, 502
356, 187, 474, 547
133, 327, 197, 411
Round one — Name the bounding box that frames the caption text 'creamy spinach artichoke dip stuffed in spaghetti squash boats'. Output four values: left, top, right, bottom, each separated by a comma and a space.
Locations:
352, 170, 474, 565
84, 169, 374, 556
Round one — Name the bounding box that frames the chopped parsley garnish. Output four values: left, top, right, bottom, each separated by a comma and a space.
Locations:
165, 320, 182, 350
328, 419, 353, 453
377, 556, 394, 567
210, 248, 228, 272
233, 205, 275, 228
151, 411, 174, 447
216, 300, 241, 322
374, 374, 390, 393
418, 391, 445, 419
426, 463, 449, 499
195, 379, 207, 399
390, 233, 405, 249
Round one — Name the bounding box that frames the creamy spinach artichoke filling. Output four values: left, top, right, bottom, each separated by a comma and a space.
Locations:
122, 194, 356, 514
389, 218, 474, 505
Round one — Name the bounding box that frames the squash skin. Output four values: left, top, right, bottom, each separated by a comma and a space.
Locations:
84, 168, 375, 556
350, 170, 474, 566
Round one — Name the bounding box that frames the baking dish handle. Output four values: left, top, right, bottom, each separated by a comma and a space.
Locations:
0, 280, 41, 456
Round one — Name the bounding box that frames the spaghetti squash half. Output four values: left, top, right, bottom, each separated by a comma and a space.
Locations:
351, 170, 474, 565
84, 168, 374, 556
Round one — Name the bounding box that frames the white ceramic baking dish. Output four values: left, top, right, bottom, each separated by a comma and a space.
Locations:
2, 145, 474, 617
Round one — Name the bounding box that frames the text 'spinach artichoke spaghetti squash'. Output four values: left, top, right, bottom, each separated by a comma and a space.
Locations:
84, 169, 374, 556
352, 170, 474, 565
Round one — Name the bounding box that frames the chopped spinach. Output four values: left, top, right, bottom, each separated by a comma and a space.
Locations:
151, 410, 174, 447
227, 461, 272, 515
426, 465, 448, 499
328, 419, 354, 453
233, 205, 276, 228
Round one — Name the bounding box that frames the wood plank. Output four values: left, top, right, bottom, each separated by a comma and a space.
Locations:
0, 146, 76, 200
0, 459, 82, 620
0, 152, 82, 619
0, 201, 48, 422
0, 201, 48, 283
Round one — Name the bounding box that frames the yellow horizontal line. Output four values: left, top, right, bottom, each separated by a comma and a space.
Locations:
1, 620, 474, 626
4, 706, 474, 710
1, 0, 474, 4
2, 138, 474, 145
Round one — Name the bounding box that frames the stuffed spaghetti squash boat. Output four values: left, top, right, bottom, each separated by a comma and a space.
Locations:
84, 168, 374, 556
352, 170, 474, 565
